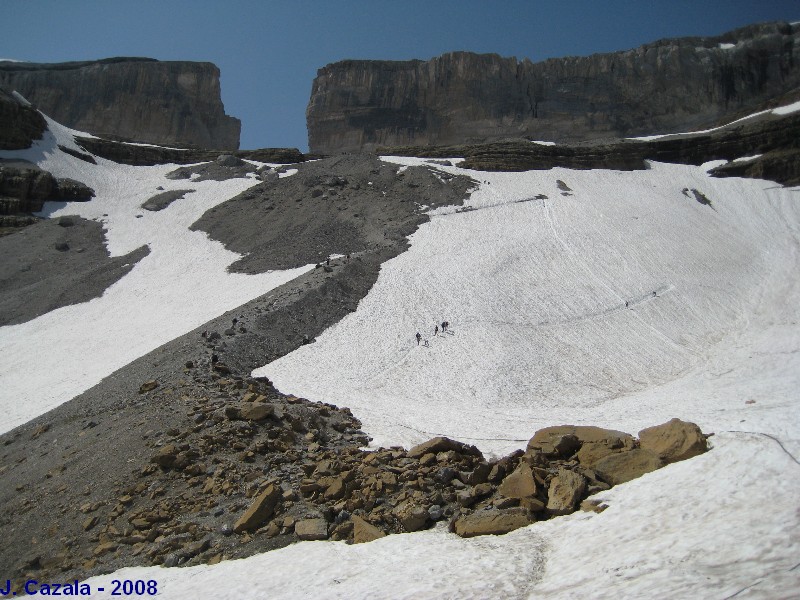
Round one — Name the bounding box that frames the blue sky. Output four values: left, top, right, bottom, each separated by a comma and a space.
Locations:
1, 1, 798, 150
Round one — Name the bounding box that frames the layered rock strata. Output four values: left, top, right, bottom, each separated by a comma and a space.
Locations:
307, 21, 800, 153
0, 57, 241, 149
381, 110, 800, 185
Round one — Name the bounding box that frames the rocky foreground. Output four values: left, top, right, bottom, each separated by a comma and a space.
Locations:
1, 346, 710, 588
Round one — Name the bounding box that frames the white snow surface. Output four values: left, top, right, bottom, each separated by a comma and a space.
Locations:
0, 117, 312, 433
4, 113, 800, 597
82, 153, 800, 598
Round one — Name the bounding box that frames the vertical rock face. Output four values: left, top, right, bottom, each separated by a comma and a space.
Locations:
0, 57, 241, 149
307, 21, 800, 153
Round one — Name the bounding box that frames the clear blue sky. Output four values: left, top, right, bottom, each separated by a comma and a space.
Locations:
1, 1, 798, 151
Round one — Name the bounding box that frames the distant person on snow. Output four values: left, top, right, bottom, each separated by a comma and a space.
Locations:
434, 325, 439, 336
416, 332, 422, 345
442, 321, 449, 332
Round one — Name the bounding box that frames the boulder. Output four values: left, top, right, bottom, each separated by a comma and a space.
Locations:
150, 444, 178, 468
453, 508, 534, 538
54, 178, 95, 201
593, 449, 664, 486
240, 402, 274, 421
498, 463, 537, 499
407, 436, 482, 459
638, 419, 708, 464
527, 425, 634, 458
352, 515, 386, 544
546, 468, 586, 516
233, 484, 281, 533
393, 502, 428, 532
295, 518, 329, 541
216, 154, 246, 167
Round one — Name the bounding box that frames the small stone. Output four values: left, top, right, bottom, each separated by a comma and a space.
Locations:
139, 380, 159, 394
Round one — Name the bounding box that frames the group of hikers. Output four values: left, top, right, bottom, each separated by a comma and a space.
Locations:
416, 320, 450, 346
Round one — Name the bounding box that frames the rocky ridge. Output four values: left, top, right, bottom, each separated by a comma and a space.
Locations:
307, 21, 800, 153
0, 58, 241, 149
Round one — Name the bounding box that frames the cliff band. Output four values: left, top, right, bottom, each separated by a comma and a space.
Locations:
0, 57, 241, 150
307, 22, 800, 153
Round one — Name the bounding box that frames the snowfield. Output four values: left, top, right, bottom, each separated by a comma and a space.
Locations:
1, 112, 799, 597
0, 117, 312, 433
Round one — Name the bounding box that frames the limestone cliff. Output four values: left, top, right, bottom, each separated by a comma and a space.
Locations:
307, 22, 800, 153
0, 57, 241, 149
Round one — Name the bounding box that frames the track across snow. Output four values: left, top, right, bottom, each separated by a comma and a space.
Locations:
258, 157, 798, 456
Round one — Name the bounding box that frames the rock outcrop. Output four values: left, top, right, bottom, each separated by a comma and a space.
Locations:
307, 21, 800, 153
0, 57, 241, 149
0, 160, 94, 215
0, 86, 46, 150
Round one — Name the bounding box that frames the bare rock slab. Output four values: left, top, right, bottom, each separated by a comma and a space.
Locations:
233, 484, 281, 533
593, 449, 664, 486
453, 508, 535, 538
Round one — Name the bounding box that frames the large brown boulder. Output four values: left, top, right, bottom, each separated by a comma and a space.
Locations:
593, 449, 664, 486
638, 419, 708, 464
453, 508, 535, 538
527, 425, 634, 459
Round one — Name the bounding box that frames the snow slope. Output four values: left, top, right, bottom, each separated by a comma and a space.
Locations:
83, 154, 800, 598
258, 157, 799, 457
0, 118, 312, 433
3, 111, 799, 597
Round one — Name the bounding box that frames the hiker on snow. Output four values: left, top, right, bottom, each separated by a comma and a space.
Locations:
434, 325, 439, 336
416, 332, 422, 345
442, 321, 449, 332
